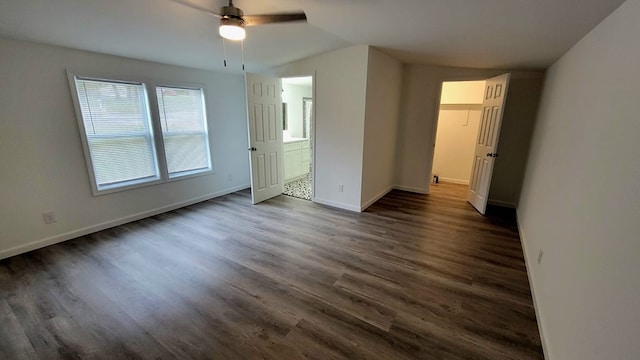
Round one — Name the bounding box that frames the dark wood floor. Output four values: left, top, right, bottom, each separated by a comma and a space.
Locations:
0, 183, 543, 359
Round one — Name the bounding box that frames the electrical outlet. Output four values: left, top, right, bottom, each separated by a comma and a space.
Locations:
338, 184, 344, 193
42, 211, 57, 224
537, 249, 544, 264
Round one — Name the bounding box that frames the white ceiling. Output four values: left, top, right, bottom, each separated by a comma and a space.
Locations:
0, 0, 626, 72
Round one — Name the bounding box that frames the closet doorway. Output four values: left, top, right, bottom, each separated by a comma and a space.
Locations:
432, 80, 486, 186
431, 74, 511, 214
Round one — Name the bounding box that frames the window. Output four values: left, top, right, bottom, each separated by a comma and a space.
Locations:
70, 75, 212, 195
156, 86, 211, 177
74, 78, 160, 191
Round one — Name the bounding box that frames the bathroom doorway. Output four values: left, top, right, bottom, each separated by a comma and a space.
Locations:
282, 76, 314, 200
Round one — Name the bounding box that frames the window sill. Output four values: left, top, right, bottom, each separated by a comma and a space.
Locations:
167, 167, 213, 182
93, 176, 163, 197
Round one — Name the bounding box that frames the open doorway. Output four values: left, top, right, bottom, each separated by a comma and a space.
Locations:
431, 74, 510, 214
432, 80, 486, 186
281, 76, 313, 201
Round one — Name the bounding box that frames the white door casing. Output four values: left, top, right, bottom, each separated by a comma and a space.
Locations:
467, 73, 510, 214
245, 73, 284, 204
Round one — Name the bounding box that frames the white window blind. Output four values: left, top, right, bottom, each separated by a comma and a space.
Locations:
74, 78, 159, 190
156, 86, 211, 177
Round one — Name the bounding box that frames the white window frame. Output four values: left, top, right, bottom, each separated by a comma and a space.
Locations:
154, 84, 213, 180
67, 71, 214, 196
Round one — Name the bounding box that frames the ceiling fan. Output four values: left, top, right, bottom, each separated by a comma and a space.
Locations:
170, 0, 308, 41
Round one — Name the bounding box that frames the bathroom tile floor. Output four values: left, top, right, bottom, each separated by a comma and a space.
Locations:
284, 173, 312, 200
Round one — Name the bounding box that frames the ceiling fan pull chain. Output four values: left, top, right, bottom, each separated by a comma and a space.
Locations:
222, 38, 228, 67
241, 39, 245, 71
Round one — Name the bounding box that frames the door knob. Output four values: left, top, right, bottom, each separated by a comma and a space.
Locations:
486, 152, 498, 158
248, 147, 257, 151
486, 152, 493, 157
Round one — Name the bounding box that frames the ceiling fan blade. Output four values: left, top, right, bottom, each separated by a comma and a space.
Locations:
243, 13, 307, 26
169, 0, 221, 18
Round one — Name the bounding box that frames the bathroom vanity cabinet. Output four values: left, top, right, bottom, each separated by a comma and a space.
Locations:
284, 138, 310, 182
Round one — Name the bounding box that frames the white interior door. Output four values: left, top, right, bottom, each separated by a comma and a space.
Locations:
467, 73, 510, 214
246, 73, 284, 204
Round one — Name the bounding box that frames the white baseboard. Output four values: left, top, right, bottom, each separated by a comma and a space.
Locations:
0, 184, 250, 260
313, 197, 361, 212
488, 199, 517, 208
360, 186, 393, 211
393, 185, 428, 194
516, 211, 551, 360
438, 177, 470, 185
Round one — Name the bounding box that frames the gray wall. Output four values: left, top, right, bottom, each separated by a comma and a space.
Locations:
518, 0, 640, 358
361, 47, 403, 209
490, 74, 545, 206
395, 64, 544, 207
0, 38, 250, 258
276, 45, 370, 212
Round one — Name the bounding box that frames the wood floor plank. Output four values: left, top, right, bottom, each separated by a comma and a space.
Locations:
0, 182, 543, 359
0, 299, 38, 359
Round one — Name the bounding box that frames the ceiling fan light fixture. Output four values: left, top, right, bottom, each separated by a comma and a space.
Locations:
219, 17, 246, 41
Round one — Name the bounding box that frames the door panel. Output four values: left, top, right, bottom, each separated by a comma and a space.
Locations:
467, 73, 510, 214
246, 73, 284, 204
256, 154, 266, 190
